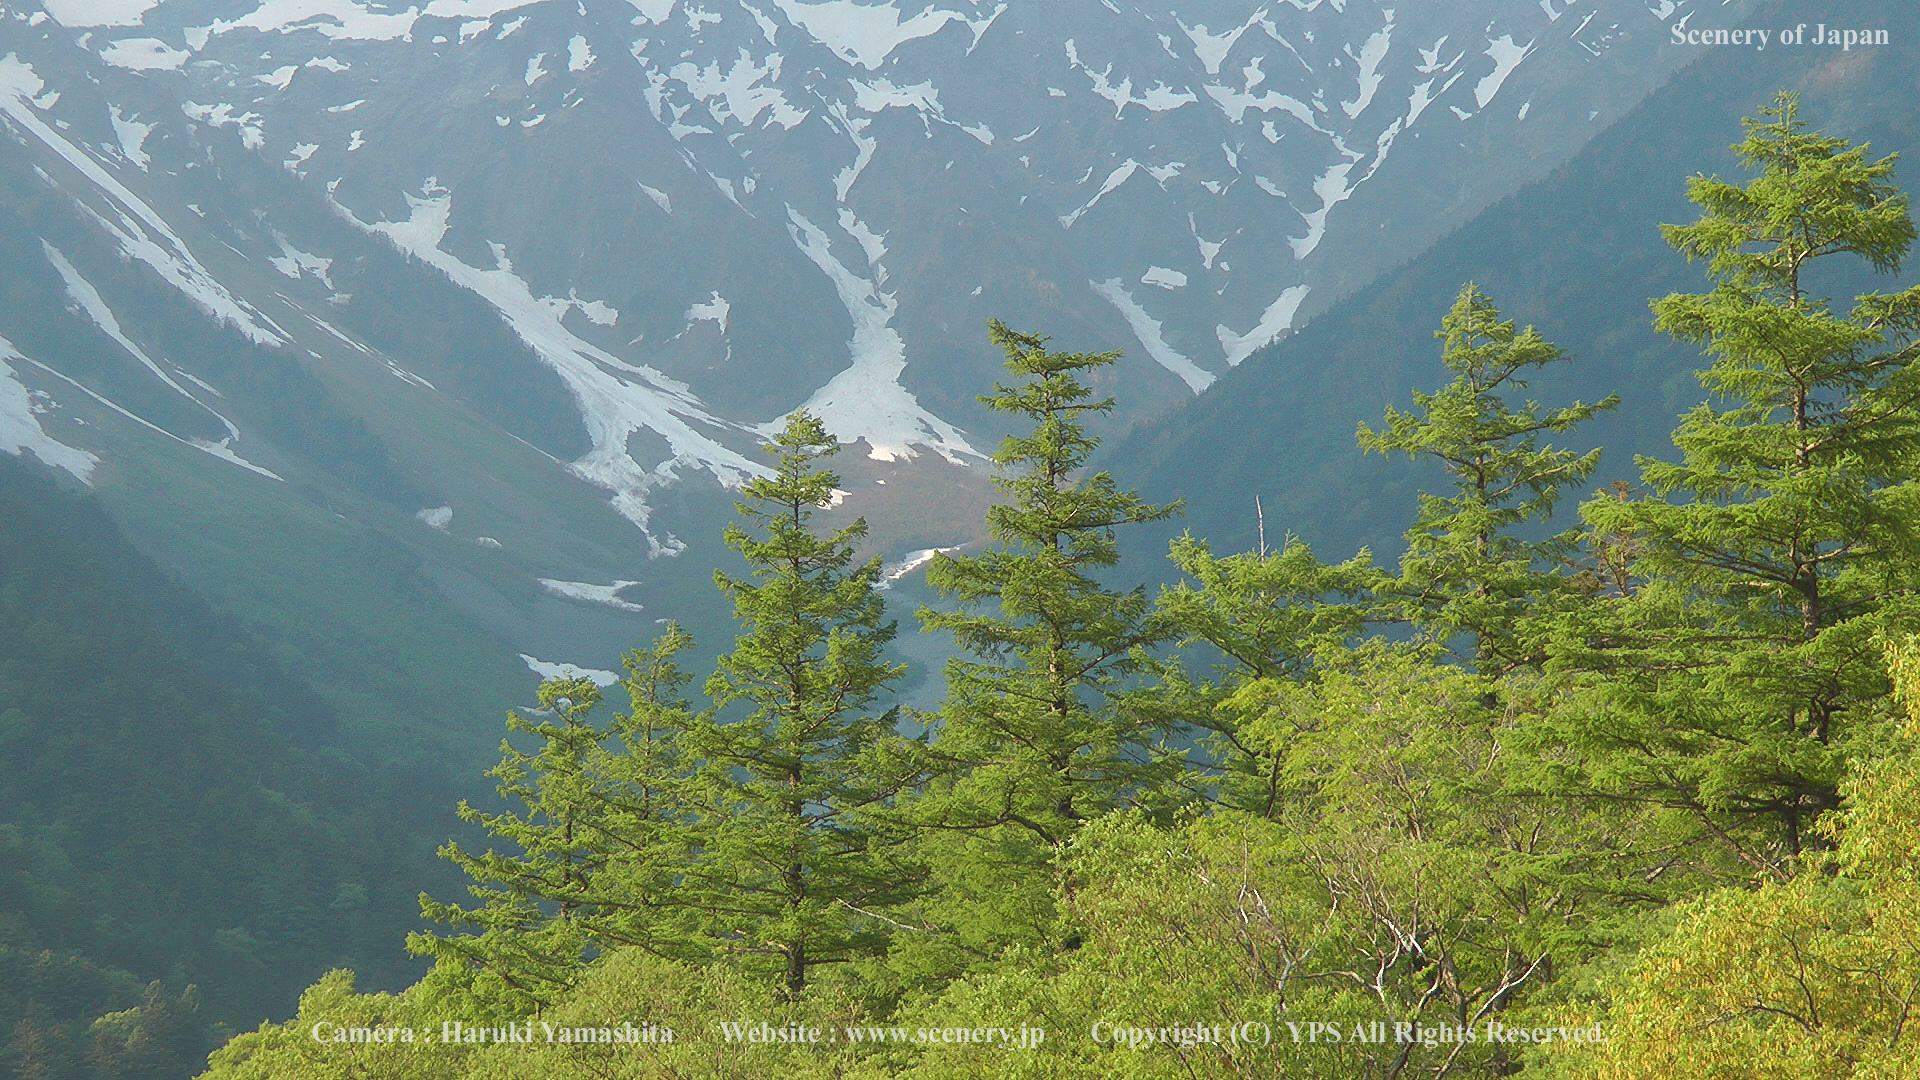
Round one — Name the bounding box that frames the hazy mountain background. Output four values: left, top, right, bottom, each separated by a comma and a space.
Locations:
2, 0, 1912, 1063
1109, 0, 1920, 573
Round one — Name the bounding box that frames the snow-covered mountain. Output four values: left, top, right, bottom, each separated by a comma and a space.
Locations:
0, 0, 1752, 699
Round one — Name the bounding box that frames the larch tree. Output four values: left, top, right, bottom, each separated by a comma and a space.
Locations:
681, 409, 918, 999
1357, 282, 1618, 674
1552, 92, 1920, 872
411, 676, 631, 1010
910, 320, 1181, 954
1148, 533, 1383, 818
410, 631, 702, 1010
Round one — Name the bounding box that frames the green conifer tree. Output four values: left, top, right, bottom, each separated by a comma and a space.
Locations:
411, 630, 701, 1009
1357, 283, 1618, 673
911, 321, 1180, 951
680, 410, 916, 998
1148, 533, 1383, 817
1553, 92, 1920, 871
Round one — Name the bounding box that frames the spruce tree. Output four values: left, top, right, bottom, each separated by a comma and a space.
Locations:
1357, 283, 1618, 672
1554, 92, 1920, 870
680, 410, 915, 998
911, 321, 1180, 949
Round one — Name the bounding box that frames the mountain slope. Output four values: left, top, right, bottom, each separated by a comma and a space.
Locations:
0, 0, 1775, 783
1106, 2, 1920, 572
0, 452, 474, 1060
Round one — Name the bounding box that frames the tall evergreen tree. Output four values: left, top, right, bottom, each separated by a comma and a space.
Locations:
681, 410, 915, 998
412, 676, 616, 1009
1149, 534, 1383, 817
411, 630, 701, 1009
911, 321, 1180, 950
1357, 283, 1618, 672
1552, 92, 1920, 871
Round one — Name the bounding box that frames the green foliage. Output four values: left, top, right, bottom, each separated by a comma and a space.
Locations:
1549, 92, 1920, 872
1358, 283, 1618, 671
411, 649, 699, 1012
0, 947, 211, 1080
1540, 638, 1920, 1080
682, 410, 918, 997
908, 322, 1182, 954
1149, 534, 1383, 816
183, 92, 1920, 1080
0, 452, 455, 1075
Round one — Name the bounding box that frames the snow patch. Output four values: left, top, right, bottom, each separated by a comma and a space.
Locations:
1188, 214, 1224, 270
851, 76, 940, 115
1475, 35, 1532, 108
770, 0, 990, 69
1059, 159, 1138, 229
204, 0, 416, 43
44, 0, 165, 27
1064, 39, 1195, 118
1216, 285, 1310, 366
16, 339, 279, 481
346, 180, 762, 554
539, 578, 646, 612
519, 654, 621, 687
1178, 16, 1254, 76
837, 208, 885, 273
1405, 79, 1437, 126
568, 33, 594, 71
1289, 160, 1358, 260
192, 0, 544, 44
685, 291, 729, 331
1203, 82, 1321, 129
1091, 278, 1212, 394
1140, 266, 1186, 290
108, 106, 153, 169
99, 38, 190, 70
878, 545, 960, 590
0, 336, 97, 483
1341, 19, 1392, 119
268, 233, 334, 287
189, 437, 283, 480
387, 360, 435, 389
825, 99, 875, 202
626, 0, 677, 22
668, 48, 805, 128
182, 100, 265, 150
570, 294, 617, 325
44, 240, 239, 442
769, 207, 977, 464
637, 181, 672, 212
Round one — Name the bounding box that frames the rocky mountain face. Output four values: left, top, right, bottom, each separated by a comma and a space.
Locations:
0, 0, 1749, 718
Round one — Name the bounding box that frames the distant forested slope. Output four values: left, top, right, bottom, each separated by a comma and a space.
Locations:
0, 453, 460, 1077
